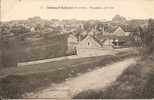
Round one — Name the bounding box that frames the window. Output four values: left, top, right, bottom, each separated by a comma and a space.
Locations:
88, 42, 90, 46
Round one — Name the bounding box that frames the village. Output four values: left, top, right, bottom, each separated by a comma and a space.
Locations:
0, 16, 141, 99
67, 26, 130, 56
0, 0, 154, 99
16, 25, 132, 66
0, 17, 154, 99
0, 15, 136, 65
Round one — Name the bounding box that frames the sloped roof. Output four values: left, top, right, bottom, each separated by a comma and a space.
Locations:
113, 27, 126, 36
113, 27, 130, 37
78, 35, 102, 47
92, 36, 104, 46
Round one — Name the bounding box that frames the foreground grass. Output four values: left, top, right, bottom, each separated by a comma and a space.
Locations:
0, 51, 138, 99
73, 57, 154, 99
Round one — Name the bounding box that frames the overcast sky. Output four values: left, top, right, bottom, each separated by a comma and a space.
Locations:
1, 0, 154, 21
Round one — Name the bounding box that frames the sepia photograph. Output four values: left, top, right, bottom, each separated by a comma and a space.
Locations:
0, 0, 154, 99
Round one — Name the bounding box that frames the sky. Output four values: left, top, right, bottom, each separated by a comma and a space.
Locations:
1, 0, 154, 21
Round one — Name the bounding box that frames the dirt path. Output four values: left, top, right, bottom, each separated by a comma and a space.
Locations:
24, 58, 137, 99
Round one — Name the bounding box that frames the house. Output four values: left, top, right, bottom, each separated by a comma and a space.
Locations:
95, 34, 114, 49
112, 27, 130, 47
76, 35, 104, 56
94, 26, 131, 48
76, 27, 131, 56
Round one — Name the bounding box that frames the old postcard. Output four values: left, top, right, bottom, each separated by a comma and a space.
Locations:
0, 0, 154, 99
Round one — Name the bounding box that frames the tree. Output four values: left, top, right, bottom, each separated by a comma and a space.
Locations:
139, 19, 154, 56
112, 15, 127, 23
130, 27, 142, 47
0, 24, 19, 68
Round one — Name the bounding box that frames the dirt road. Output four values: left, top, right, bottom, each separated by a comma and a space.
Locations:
24, 58, 137, 99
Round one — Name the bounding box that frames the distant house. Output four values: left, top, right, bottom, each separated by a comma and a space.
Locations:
112, 27, 130, 47
94, 26, 131, 49
76, 35, 103, 56
95, 34, 114, 49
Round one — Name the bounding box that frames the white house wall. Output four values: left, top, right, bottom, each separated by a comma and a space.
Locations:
77, 36, 102, 49
77, 35, 103, 56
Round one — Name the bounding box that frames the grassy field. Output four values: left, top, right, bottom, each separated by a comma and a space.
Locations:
73, 57, 154, 99
0, 51, 138, 99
